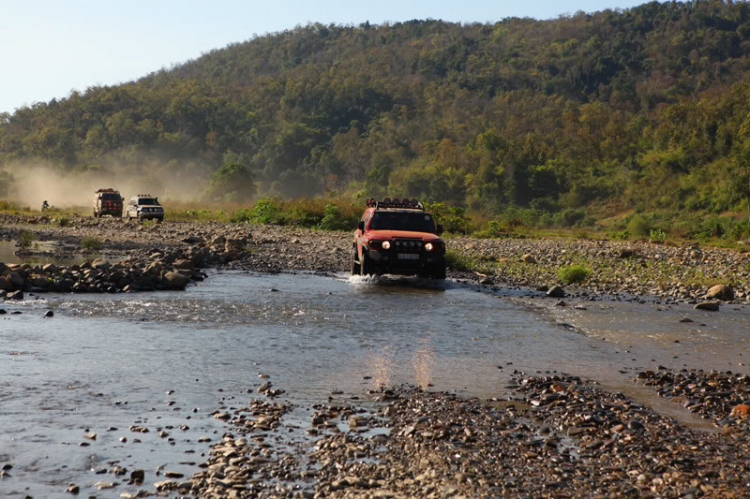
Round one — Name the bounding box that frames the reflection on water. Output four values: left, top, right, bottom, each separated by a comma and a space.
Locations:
0, 239, 88, 265
412, 337, 435, 389
1, 271, 749, 497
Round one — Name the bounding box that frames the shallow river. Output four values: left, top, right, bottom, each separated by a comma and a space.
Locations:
1, 271, 748, 497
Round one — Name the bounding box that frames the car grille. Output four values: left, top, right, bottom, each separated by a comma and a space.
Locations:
392, 238, 423, 253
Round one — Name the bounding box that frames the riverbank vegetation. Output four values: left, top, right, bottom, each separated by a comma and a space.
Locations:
4, 196, 750, 255
4, 2, 750, 245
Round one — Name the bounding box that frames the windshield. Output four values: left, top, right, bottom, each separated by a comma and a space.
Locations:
101, 193, 120, 201
369, 211, 436, 233
138, 198, 159, 206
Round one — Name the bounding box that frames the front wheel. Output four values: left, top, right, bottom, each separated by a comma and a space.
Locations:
351, 249, 361, 275
360, 252, 374, 276
431, 264, 446, 280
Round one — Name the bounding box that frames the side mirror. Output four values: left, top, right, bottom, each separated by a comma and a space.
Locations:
358, 221, 365, 232
436, 224, 444, 235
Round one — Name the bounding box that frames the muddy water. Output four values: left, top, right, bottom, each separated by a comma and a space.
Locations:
1, 272, 749, 497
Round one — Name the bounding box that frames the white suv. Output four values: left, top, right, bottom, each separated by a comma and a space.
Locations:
126, 194, 164, 221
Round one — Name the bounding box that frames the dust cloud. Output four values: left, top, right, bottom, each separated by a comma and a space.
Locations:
3, 162, 207, 209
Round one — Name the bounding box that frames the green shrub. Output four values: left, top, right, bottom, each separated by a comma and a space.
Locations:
609, 230, 631, 240
444, 250, 476, 272
558, 265, 590, 284
58, 216, 70, 227
426, 202, 472, 234
319, 203, 354, 231
649, 228, 667, 243
250, 198, 284, 224
627, 214, 651, 237
18, 229, 36, 249
728, 220, 750, 240
229, 208, 254, 223
80, 237, 103, 251
555, 208, 586, 227
487, 220, 504, 237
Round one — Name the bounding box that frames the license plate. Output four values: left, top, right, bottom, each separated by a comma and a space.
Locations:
397, 253, 419, 260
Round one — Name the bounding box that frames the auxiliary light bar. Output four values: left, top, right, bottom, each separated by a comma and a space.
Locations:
366, 198, 424, 210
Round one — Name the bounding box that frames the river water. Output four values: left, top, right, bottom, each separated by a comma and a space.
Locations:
1, 271, 748, 497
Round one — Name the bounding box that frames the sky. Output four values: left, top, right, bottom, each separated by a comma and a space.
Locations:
1, 0, 651, 115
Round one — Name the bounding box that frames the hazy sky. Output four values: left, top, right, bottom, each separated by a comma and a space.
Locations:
1, 0, 651, 114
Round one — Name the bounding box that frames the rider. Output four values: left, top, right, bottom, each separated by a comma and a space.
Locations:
41, 200, 49, 211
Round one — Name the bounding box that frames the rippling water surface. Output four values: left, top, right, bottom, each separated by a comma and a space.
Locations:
1, 271, 748, 497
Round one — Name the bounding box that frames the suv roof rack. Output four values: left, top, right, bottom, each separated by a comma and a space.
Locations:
95, 188, 118, 193
366, 198, 424, 211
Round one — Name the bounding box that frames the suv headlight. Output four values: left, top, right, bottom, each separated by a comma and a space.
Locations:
425, 242, 434, 251
382, 241, 391, 250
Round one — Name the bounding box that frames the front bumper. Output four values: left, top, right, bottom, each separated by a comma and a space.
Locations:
139, 212, 164, 220
367, 249, 444, 275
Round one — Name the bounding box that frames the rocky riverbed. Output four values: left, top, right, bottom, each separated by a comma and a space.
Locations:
42, 375, 750, 498
1, 214, 749, 306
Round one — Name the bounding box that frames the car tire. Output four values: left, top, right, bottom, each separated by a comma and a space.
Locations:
360, 252, 374, 276
431, 264, 447, 280
351, 249, 361, 275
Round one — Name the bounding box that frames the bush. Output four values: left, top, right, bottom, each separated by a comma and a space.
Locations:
250, 198, 285, 225
444, 250, 475, 272
80, 237, 103, 251
319, 203, 354, 231
58, 216, 70, 227
627, 214, 651, 237
18, 230, 36, 249
728, 220, 750, 240
229, 208, 254, 223
487, 220, 504, 237
609, 230, 631, 240
649, 228, 667, 243
558, 265, 590, 284
426, 202, 472, 234
555, 208, 586, 227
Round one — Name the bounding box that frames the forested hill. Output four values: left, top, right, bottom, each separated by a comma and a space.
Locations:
4, 0, 750, 219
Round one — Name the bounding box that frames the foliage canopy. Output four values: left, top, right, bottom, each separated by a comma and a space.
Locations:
4, 2, 750, 220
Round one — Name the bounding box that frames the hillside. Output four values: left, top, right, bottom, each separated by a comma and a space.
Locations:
3, 1, 750, 234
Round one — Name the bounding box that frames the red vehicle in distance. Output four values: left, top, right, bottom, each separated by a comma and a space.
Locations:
352, 198, 446, 279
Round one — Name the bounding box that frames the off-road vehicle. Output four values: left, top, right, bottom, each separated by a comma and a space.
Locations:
93, 188, 124, 218
352, 198, 446, 279
126, 194, 164, 221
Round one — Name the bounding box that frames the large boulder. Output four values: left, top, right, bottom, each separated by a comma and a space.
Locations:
694, 301, 720, 312
30, 277, 51, 289
547, 285, 566, 298
173, 259, 195, 270
163, 271, 190, 290
705, 284, 733, 301
8, 272, 25, 290
0, 276, 12, 291
92, 258, 110, 271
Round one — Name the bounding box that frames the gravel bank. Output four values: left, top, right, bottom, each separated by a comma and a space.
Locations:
2, 214, 749, 304
53, 376, 748, 498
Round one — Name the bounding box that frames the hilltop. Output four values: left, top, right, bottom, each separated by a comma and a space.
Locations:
2, 1, 750, 238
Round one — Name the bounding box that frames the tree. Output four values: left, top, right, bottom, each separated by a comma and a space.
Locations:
732, 139, 750, 223
204, 161, 256, 202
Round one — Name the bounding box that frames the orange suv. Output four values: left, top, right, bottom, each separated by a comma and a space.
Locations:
352, 199, 446, 279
